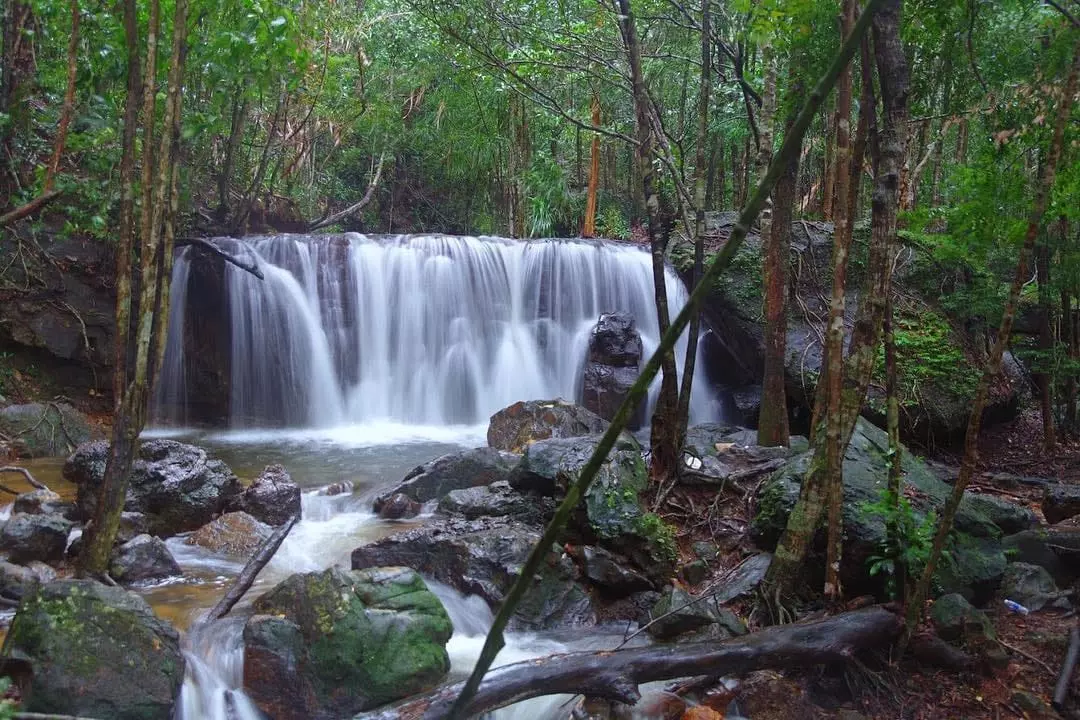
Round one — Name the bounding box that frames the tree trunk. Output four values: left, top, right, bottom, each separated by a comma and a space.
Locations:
884, 287, 904, 601
903, 38, 1079, 652
43, 0, 79, 192
582, 95, 601, 237
929, 43, 954, 208
217, 90, 248, 216
508, 94, 529, 238
674, 0, 711, 448
1036, 242, 1056, 450
822, 102, 836, 220
616, 0, 679, 485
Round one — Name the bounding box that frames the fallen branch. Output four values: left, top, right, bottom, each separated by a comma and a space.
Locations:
0, 466, 50, 492
309, 153, 385, 231
1053, 621, 1080, 710
179, 237, 264, 280
15, 713, 105, 720
0, 191, 63, 228
205, 512, 298, 622
358, 606, 901, 720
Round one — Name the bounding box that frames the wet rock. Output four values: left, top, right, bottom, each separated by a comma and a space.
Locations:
65, 439, 242, 538
1000, 562, 1068, 612
962, 492, 1037, 535
118, 511, 151, 544
109, 534, 181, 585
683, 423, 760, 458
378, 493, 421, 520
243, 567, 452, 719
511, 433, 676, 582
0, 402, 103, 458
1, 579, 185, 720
1003, 526, 1080, 583
692, 541, 721, 563
319, 480, 354, 497
572, 545, 654, 596
930, 593, 994, 643
487, 399, 609, 453
711, 553, 772, 603
0, 561, 46, 601
681, 560, 708, 585
1042, 483, 1080, 525
581, 313, 643, 427
186, 511, 271, 558
13, 488, 67, 516
230, 464, 301, 526
351, 518, 597, 630
646, 587, 719, 640
754, 419, 1013, 601
373, 447, 518, 512
0, 512, 73, 564
437, 481, 548, 522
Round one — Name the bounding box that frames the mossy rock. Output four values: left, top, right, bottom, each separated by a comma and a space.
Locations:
1, 579, 185, 720
753, 418, 1016, 601
243, 566, 451, 719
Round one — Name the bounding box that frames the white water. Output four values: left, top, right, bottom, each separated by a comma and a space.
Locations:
155, 234, 718, 428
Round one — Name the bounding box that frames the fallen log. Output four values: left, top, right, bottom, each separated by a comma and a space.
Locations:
358, 605, 902, 720
206, 512, 298, 622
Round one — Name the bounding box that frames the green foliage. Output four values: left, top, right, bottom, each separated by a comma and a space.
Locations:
874, 308, 978, 404
0, 678, 13, 720
635, 512, 678, 564
861, 487, 937, 600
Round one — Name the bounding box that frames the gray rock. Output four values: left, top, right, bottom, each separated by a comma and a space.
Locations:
109, 534, 181, 585
0, 561, 45, 601
230, 464, 301, 526
351, 517, 597, 631
1002, 526, 1080, 583
373, 447, 518, 512
581, 313, 643, 427
930, 593, 994, 643
487, 399, 609, 453
65, 439, 242, 537
186, 511, 272, 558
646, 587, 719, 640
1000, 562, 1068, 612
692, 541, 720, 563
1042, 483, 1080, 525
12, 488, 66, 516
680, 560, 708, 585
0, 512, 73, 564
574, 545, 654, 596
711, 553, 773, 604
378, 493, 421, 520
437, 481, 549, 522
243, 567, 452, 719
2, 580, 185, 720
962, 492, 1037, 535
0, 403, 103, 458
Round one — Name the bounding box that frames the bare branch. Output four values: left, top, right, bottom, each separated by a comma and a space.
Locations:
309, 153, 385, 231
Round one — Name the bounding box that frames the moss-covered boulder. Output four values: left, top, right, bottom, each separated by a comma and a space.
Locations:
487, 399, 609, 453
0, 402, 103, 458
753, 418, 1020, 602
0, 580, 184, 719
511, 433, 676, 581
242, 567, 452, 719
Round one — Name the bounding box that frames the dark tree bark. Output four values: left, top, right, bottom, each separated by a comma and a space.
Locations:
582, 95, 601, 237
903, 38, 1079, 652
1036, 242, 1057, 450
217, 91, 249, 215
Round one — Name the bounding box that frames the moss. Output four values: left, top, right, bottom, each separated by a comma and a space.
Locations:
635, 512, 678, 564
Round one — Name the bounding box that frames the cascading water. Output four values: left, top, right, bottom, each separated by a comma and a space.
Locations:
155, 233, 718, 429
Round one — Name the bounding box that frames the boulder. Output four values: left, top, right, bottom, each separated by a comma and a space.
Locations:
999, 562, 1068, 612
570, 545, 654, 596
511, 433, 676, 582
644, 586, 748, 641
437, 481, 552, 523
1042, 483, 1080, 525
487, 399, 609, 453
930, 592, 995, 642
13, 489, 69, 517
65, 439, 242, 537
230, 464, 301, 526
580, 313, 643, 427
243, 567, 451, 719
110, 534, 181, 585
186, 511, 272, 558
0, 561, 52, 601
378, 493, 421, 520
373, 447, 518, 512
753, 419, 1017, 601
0, 403, 103, 458
1003, 526, 1080, 583
0, 513, 73, 564
351, 518, 597, 631
1, 580, 185, 720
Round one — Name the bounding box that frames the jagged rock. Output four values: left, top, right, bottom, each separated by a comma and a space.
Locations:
351, 517, 597, 631
962, 492, 1037, 535
0, 512, 73, 564
373, 447, 518, 513
1, 580, 185, 720
1042, 483, 1080, 525
646, 587, 719, 640
511, 433, 676, 582
1003, 526, 1080, 583
109, 534, 181, 585
230, 464, 301, 526
487, 399, 609, 453
754, 419, 1014, 602
186, 511, 271, 558
1000, 562, 1068, 612
581, 313, 643, 427
931, 593, 995, 643
711, 553, 773, 604
437, 481, 550, 522
378, 493, 421, 520
12, 489, 67, 516
571, 545, 654, 596
0, 403, 103, 458
65, 439, 242, 538
243, 567, 452, 719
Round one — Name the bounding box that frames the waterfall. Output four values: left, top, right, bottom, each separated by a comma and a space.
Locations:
156, 233, 718, 428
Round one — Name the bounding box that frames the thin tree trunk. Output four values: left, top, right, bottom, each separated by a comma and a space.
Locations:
217, 90, 248, 215
902, 39, 1079, 653
43, 0, 79, 192
929, 43, 953, 208
884, 286, 904, 601
1037, 242, 1056, 450
675, 0, 711, 448
616, 0, 679, 486
823, 0, 857, 604
822, 102, 835, 220
582, 95, 601, 237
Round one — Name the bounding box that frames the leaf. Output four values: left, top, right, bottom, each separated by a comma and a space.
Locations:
270, 16, 287, 27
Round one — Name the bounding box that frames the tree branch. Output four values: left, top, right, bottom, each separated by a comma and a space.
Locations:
0, 191, 63, 227
178, 238, 265, 279
309, 152, 385, 231
206, 512, 298, 622
0, 466, 50, 491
